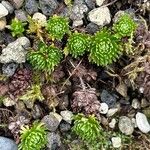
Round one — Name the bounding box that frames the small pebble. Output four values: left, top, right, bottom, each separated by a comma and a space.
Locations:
107, 108, 118, 117
15, 10, 27, 22
86, 22, 99, 34
1, 1, 14, 14
32, 12, 47, 26
96, 0, 105, 6
88, 7, 111, 26
25, 0, 38, 15
136, 112, 150, 133
132, 99, 141, 109
59, 121, 71, 132
141, 98, 149, 108
99, 103, 109, 114
109, 118, 116, 129
60, 110, 73, 124
72, 20, 83, 27
111, 137, 122, 148
10, 0, 24, 9
0, 17, 6, 31
118, 116, 134, 135
0, 3, 8, 18
2, 63, 18, 77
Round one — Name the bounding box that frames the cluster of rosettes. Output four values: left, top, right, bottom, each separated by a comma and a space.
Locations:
19, 121, 47, 150
27, 43, 63, 72
113, 13, 137, 38
66, 32, 90, 58
46, 15, 69, 40
89, 28, 122, 66
10, 18, 26, 37
72, 114, 100, 143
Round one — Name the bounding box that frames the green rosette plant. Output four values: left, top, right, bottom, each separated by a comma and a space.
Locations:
27, 42, 63, 72
18, 121, 47, 150
113, 13, 137, 38
46, 15, 69, 40
10, 18, 26, 37
89, 28, 122, 66
66, 32, 90, 58
72, 114, 100, 143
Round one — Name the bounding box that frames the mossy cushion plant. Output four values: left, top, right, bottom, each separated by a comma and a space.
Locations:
10, 18, 26, 37
27, 42, 63, 73
46, 15, 69, 40
19, 121, 47, 150
72, 114, 100, 143
89, 28, 122, 66
66, 32, 90, 58
113, 13, 137, 38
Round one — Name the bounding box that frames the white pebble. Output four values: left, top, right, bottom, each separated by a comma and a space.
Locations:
111, 137, 122, 148
99, 103, 109, 114
136, 112, 150, 133
107, 108, 118, 117
109, 118, 116, 129
96, 0, 105, 6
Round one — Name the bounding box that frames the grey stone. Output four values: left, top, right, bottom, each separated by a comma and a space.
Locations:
39, 0, 59, 16
25, 0, 38, 15
111, 137, 122, 148
32, 105, 43, 119
59, 121, 71, 132
10, 0, 24, 9
1, 1, 14, 14
60, 110, 73, 124
0, 3, 8, 18
101, 90, 117, 107
0, 37, 30, 64
88, 7, 111, 26
86, 22, 99, 34
47, 132, 61, 150
84, 0, 95, 9
0, 137, 18, 150
131, 99, 141, 109
0, 32, 15, 45
119, 116, 134, 135
2, 63, 18, 77
70, 1, 88, 20
72, 19, 83, 27
42, 113, 62, 132
15, 10, 27, 22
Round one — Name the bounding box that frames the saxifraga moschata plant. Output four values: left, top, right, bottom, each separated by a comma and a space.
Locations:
89, 28, 123, 66
18, 121, 47, 150
27, 42, 63, 73
66, 31, 90, 58
46, 15, 69, 40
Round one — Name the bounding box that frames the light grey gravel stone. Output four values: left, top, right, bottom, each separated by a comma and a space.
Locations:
96, 0, 105, 6
0, 3, 8, 18
60, 110, 73, 124
70, 1, 88, 20
132, 99, 141, 109
2, 63, 18, 76
88, 7, 111, 26
39, 0, 58, 16
42, 112, 62, 131
119, 116, 134, 135
47, 132, 61, 150
99, 103, 109, 114
0, 37, 30, 64
109, 118, 116, 129
1, 1, 14, 14
111, 137, 122, 148
107, 108, 119, 117
15, 10, 27, 22
136, 112, 150, 133
25, 0, 38, 15
0, 137, 17, 150
72, 19, 83, 27
86, 22, 99, 34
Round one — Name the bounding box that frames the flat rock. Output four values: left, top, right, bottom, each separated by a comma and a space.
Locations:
88, 7, 111, 26
60, 110, 73, 124
0, 137, 18, 150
